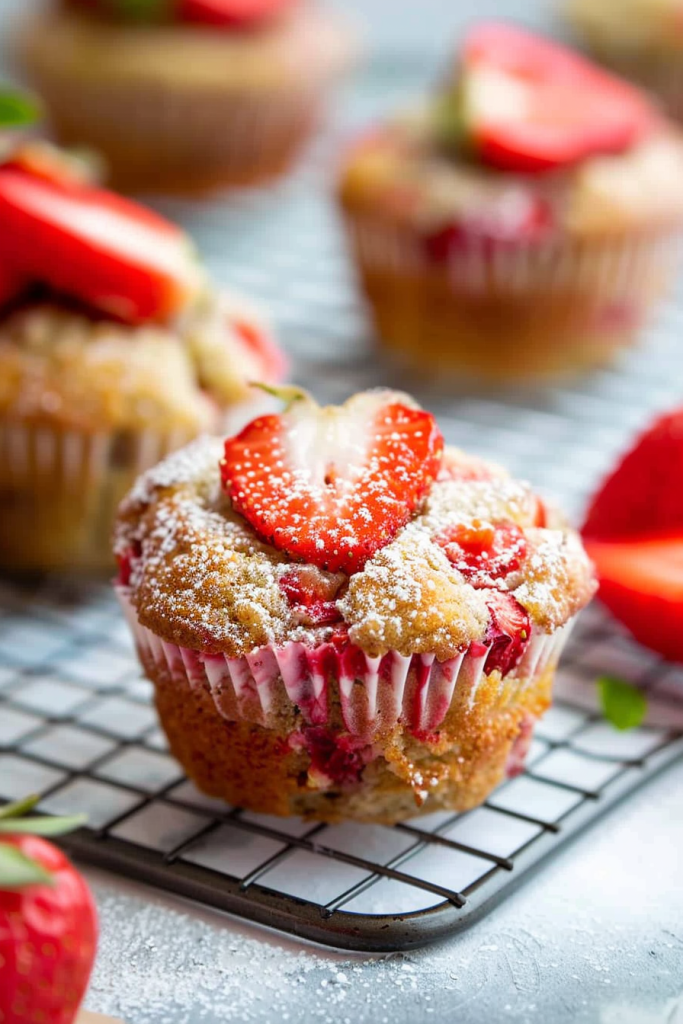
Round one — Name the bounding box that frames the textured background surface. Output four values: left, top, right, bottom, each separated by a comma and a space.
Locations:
1, 1, 683, 1021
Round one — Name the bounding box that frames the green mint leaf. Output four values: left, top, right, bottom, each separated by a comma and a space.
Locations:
598, 675, 648, 731
0, 795, 40, 820
0, 843, 53, 889
0, 813, 87, 837
0, 89, 41, 129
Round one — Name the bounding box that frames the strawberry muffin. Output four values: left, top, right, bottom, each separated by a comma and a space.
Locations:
0, 140, 284, 573
17, 0, 354, 193
339, 23, 683, 382
115, 388, 595, 823
567, 0, 683, 124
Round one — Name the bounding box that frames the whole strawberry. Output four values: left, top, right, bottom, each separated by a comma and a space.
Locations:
0, 797, 97, 1024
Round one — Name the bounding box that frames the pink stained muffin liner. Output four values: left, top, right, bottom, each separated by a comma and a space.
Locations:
345, 212, 679, 298
117, 586, 572, 744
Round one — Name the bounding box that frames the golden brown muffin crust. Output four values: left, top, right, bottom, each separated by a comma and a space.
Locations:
0, 290, 273, 432
116, 434, 596, 658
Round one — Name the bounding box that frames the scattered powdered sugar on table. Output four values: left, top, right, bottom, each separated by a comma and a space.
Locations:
85, 759, 683, 1024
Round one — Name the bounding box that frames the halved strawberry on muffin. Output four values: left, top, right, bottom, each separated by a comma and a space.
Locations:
339, 23, 683, 381
115, 388, 595, 823
0, 135, 284, 573
583, 407, 683, 663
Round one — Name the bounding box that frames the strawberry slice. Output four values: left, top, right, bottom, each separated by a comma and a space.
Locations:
483, 590, 531, 675
178, 0, 295, 28
436, 519, 528, 587
583, 409, 683, 541
584, 536, 683, 663
220, 390, 444, 574
279, 565, 343, 625
67, 0, 295, 28
0, 166, 200, 324
454, 23, 655, 173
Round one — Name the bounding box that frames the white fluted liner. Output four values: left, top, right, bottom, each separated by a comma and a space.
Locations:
118, 588, 572, 743
345, 213, 679, 297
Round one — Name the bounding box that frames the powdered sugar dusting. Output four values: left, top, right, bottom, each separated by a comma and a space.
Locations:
115, 431, 594, 660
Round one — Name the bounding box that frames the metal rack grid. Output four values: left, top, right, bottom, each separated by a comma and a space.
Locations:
1, 577, 682, 952
1, 63, 683, 951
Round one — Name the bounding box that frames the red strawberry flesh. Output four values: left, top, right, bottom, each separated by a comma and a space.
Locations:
178, 0, 296, 28
460, 22, 655, 173
279, 566, 343, 625
220, 392, 444, 574
583, 409, 683, 541
584, 535, 683, 663
483, 591, 531, 675
0, 833, 97, 1024
436, 519, 528, 586
0, 166, 198, 324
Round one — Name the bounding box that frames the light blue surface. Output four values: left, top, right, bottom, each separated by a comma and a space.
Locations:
1, 3, 683, 1021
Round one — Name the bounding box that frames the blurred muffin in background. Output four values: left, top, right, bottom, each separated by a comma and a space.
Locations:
17, 0, 355, 194
567, 0, 683, 124
338, 23, 683, 383
0, 138, 285, 573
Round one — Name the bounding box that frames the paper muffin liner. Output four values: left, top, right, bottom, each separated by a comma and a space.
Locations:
40, 81, 327, 192
118, 586, 572, 745
343, 210, 679, 297
0, 422, 197, 572
341, 208, 679, 378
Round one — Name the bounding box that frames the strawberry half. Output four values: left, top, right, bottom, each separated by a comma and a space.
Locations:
583, 409, 683, 541
584, 536, 683, 664
0, 797, 97, 1024
221, 390, 444, 574
453, 22, 655, 173
0, 165, 200, 324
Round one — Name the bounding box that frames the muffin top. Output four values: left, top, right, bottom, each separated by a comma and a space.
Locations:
115, 389, 596, 668
0, 142, 284, 431
340, 23, 683, 243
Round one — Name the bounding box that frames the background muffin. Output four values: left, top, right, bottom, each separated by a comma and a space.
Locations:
115, 388, 595, 824
0, 141, 284, 572
339, 23, 683, 383
18, 0, 355, 193
567, 0, 683, 124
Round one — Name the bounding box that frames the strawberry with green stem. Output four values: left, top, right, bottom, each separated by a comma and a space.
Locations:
0, 796, 98, 1024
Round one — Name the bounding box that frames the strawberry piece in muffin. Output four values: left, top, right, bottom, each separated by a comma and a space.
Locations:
220, 389, 444, 573
436, 519, 528, 587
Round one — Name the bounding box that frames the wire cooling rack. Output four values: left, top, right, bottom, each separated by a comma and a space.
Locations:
1, 580, 682, 951
2, 62, 683, 951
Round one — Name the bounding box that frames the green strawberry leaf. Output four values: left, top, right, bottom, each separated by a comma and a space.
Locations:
598, 675, 648, 731
0, 89, 41, 129
110, 0, 171, 22
0, 813, 87, 836
0, 794, 40, 820
0, 843, 53, 889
